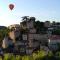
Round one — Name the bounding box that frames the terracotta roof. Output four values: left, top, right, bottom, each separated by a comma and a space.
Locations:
49, 35, 60, 40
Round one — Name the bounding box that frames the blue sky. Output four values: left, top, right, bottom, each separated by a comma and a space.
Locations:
0, 0, 60, 26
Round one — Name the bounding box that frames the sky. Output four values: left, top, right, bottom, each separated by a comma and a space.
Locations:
0, 0, 60, 26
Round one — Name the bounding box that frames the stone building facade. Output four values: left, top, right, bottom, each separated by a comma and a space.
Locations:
4, 17, 48, 55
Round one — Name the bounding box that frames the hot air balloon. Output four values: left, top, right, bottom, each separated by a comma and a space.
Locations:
9, 4, 14, 10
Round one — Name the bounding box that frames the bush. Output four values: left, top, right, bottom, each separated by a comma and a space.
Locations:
16, 55, 22, 60
4, 53, 15, 60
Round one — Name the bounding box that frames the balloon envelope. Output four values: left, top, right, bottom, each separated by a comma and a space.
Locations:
9, 4, 14, 10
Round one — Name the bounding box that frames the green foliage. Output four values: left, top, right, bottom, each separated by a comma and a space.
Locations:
22, 56, 29, 60
16, 55, 22, 60
0, 28, 10, 45
55, 52, 60, 59
4, 53, 10, 60
4, 53, 15, 60
52, 29, 60, 35
3, 50, 47, 60
34, 21, 47, 33
0, 57, 2, 60
2, 50, 60, 60
48, 51, 53, 57
32, 50, 47, 60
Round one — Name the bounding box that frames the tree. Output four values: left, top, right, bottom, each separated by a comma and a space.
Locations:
0, 28, 10, 45
21, 16, 29, 22
34, 21, 47, 33
21, 16, 36, 34
30, 17, 35, 21
52, 29, 60, 35
55, 52, 60, 60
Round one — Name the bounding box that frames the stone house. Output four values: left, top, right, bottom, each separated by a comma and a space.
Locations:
19, 17, 48, 54
7, 17, 48, 55
48, 35, 60, 51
